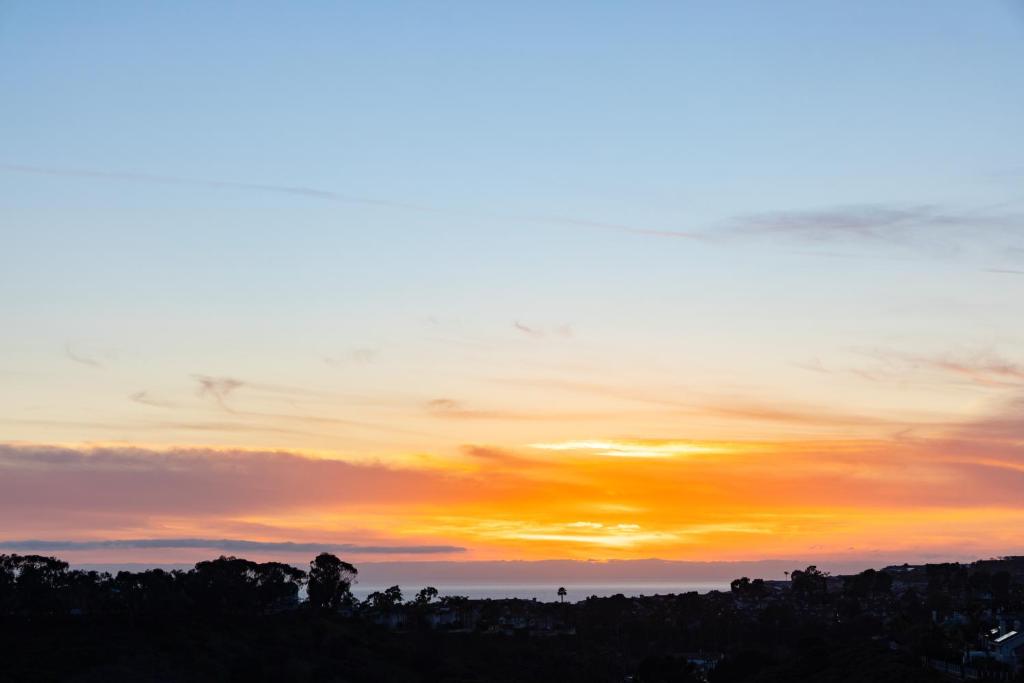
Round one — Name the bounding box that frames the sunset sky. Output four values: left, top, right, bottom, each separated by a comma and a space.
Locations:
2, 1, 1024, 570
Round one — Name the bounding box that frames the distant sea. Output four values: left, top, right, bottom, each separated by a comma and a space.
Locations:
351, 582, 731, 601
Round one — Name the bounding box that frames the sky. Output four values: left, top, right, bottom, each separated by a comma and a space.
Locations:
2, 1, 1024, 571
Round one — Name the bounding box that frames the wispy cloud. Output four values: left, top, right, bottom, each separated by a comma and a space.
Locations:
192, 374, 335, 412
423, 398, 610, 422
461, 445, 540, 467
492, 376, 898, 430
0, 417, 304, 436
423, 398, 532, 420
0, 538, 464, 554
513, 321, 573, 338
854, 349, 1024, 389
718, 203, 1024, 259
0, 163, 436, 213
513, 321, 544, 337
426, 398, 462, 412
728, 205, 953, 241
194, 375, 245, 411
6, 163, 1020, 262
530, 439, 728, 458
0, 163, 685, 242
129, 391, 176, 409
64, 344, 103, 368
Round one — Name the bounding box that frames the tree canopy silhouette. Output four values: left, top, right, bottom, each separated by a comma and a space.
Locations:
366, 585, 403, 610
413, 586, 439, 605
307, 552, 357, 610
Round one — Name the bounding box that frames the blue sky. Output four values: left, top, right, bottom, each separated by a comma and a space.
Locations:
3, 1, 1023, 440
5, 1, 1022, 208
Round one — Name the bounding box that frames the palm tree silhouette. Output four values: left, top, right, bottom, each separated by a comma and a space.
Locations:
557, 586, 567, 603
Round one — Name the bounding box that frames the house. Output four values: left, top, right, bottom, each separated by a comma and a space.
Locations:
427, 608, 460, 629
990, 630, 1024, 671
371, 610, 408, 630
680, 652, 722, 675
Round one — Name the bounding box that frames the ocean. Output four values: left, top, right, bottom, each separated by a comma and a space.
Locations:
350, 582, 731, 601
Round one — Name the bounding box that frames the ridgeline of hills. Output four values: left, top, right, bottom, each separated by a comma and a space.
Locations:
2, 552, 1024, 682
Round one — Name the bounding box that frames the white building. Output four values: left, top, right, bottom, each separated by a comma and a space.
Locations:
991, 630, 1024, 670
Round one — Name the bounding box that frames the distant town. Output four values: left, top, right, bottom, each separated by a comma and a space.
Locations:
3, 552, 1024, 681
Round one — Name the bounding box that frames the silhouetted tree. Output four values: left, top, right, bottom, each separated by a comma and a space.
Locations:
413, 586, 439, 605
116, 567, 189, 616
66, 569, 113, 615
8, 554, 69, 614
0, 549, 1016, 682
307, 552, 357, 611
843, 568, 892, 598
254, 561, 307, 611
874, 569, 893, 594
364, 585, 404, 610
791, 565, 828, 599
992, 570, 1011, 603
969, 569, 992, 593
190, 556, 260, 613
384, 585, 403, 604
0, 555, 16, 613
730, 576, 769, 599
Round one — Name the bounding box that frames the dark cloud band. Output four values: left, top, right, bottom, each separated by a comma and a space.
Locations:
0, 538, 465, 554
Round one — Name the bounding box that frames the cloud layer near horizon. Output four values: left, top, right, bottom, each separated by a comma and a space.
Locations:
0, 538, 464, 554
2, 416, 1023, 564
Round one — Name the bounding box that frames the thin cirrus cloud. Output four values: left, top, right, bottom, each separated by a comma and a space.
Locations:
64, 343, 103, 368
193, 374, 337, 404
728, 205, 960, 240
8, 163, 1024, 271
716, 203, 1024, 264
490, 376, 901, 431
724, 204, 1022, 240
559, 202, 1022, 254
423, 398, 615, 422
190, 376, 423, 437
129, 390, 177, 409
513, 321, 544, 337
194, 375, 245, 409
0, 538, 465, 554
852, 349, 1024, 389
0, 417, 309, 437
423, 398, 535, 420
0, 163, 435, 213
64, 387, 437, 440
512, 321, 573, 338
8, 164, 1016, 259
0, 163, 689, 241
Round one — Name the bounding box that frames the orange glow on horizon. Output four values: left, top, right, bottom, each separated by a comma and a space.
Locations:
4, 426, 1019, 565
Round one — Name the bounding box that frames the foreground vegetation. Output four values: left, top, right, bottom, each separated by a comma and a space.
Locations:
2, 553, 1023, 682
